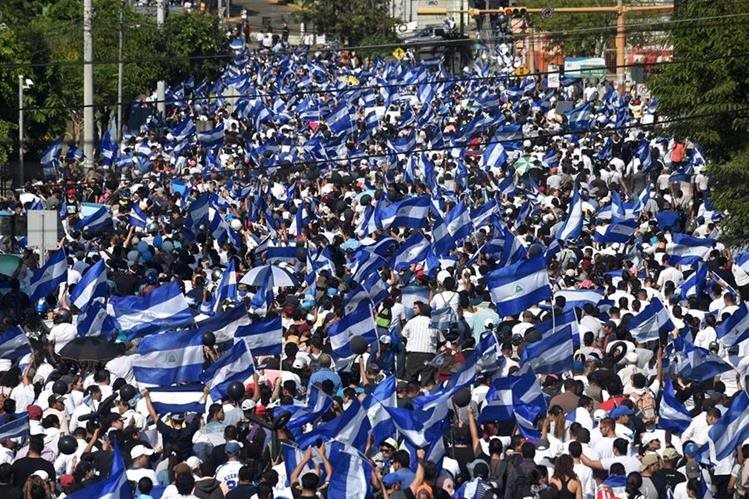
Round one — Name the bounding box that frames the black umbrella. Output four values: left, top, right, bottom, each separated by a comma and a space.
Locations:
59, 337, 126, 363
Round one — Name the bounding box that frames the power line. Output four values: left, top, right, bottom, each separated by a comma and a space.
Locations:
1, 11, 748, 70
15, 52, 749, 113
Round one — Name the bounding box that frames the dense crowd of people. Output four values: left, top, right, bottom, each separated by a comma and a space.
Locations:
0, 33, 745, 499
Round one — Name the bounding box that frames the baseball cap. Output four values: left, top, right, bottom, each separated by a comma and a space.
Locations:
379, 334, 392, 344
60, 474, 74, 488
185, 456, 202, 470
483, 318, 496, 329
240, 399, 256, 411
32, 470, 49, 480
27, 405, 42, 419
685, 461, 701, 479
609, 406, 634, 419
382, 438, 398, 450
130, 445, 155, 459
640, 453, 659, 471
170, 413, 185, 422
382, 472, 403, 487
661, 447, 680, 461
225, 441, 243, 455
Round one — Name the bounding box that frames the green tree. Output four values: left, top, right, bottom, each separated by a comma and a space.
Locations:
293, 0, 398, 46
648, 2, 749, 244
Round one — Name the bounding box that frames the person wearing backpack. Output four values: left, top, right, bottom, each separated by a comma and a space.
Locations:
504, 442, 538, 499
628, 374, 657, 427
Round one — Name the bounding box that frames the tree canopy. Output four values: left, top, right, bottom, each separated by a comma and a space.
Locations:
0, 0, 226, 165
293, 0, 398, 47
649, 1, 749, 244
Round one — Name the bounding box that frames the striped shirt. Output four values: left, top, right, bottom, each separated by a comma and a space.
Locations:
402, 316, 440, 354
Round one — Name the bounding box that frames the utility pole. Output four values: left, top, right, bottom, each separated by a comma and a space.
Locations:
418, 3, 674, 81
117, 1, 124, 141
18, 75, 24, 187
156, 0, 166, 116
83, 0, 95, 168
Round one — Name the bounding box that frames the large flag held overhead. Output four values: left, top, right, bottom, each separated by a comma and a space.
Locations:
487, 256, 552, 316
111, 281, 194, 339
628, 297, 675, 342
26, 248, 67, 303
716, 302, 749, 347
658, 377, 692, 434
555, 186, 584, 241
521, 324, 575, 374
201, 340, 255, 401
235, 315, 283, 356
709, 391, 749, 461
69, 259, 107, 312
212, 259, 238, 314
66, 440, 130, 499
132, 329, 204, 386
0, 326, 31, 361
327, 300, 378, 367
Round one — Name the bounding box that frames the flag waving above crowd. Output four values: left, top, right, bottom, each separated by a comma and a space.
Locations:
0, 22, 745, 499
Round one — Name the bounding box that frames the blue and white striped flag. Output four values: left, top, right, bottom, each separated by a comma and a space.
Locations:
212, 260, 238, 314
658, 377, 692, 434
470, 199, 499, 229
235, 316, 283, 356
66, 440, 130, 499
69, 259, 107, 312
201, 340, 255, 401
26, 248, 67, 303
194, 305, 250, 345
75, 301, 117, 338
681, 262, 708, 300
197, 122, 225, 148
565, 102, 592, 131
716, 302, 749, 347
487, 256, 551, 316
672, 337, 732, 382
376, 196, 431, 230
522, 324, 575, 374
132, 329, 204, 386
555, 186, 584, 241
444, 201, 473, 244
628, 297, 675, 342
556, 289, 603, 310
74, 206, 112, 233
327, 300, 378, 367
667, 233, 715, 265
147, 385, 205, 414
709, 390, 749, 460
0, 414, 29, 440
594, 216, 638, 244
129, 204, 149, 229
483, 142, 507, 170
327, 442, 373, 499
111, 281, 193, 340
390, 231, 430, 271
0, 326, 31, 361
282, 385, 333, 433
100, 130, 117, 167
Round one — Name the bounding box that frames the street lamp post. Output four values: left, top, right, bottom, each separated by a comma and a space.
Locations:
18, 75, 23, 187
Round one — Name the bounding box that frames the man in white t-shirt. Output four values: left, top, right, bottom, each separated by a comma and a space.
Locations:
126, 445, 158, 484
214, 441, 244, 489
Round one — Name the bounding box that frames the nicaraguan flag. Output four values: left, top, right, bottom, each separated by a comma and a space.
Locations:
65, 440, 130, 499
132, 329, 204, 386
628, 297, 675, 342
376, 195, 430, 230
26, 248, 67, 303
282, 385, 333, 433
709, 390, 749, 460
75, 301, 117, 338
197, 122, 225, 148
0, 414, 29, 441
327, 442, 373, 499
129, 204, 149, 229
99, 130, 117, 166
171, 117, 196, 143
69, 259, 107, 312
390, 231, 430, 271
236, 316, 283, 356
681, 262, 708, 300
444, 201, 473, 244
194, 304, 250, 345
555, 186, 584, 241
201, 340, 255, 401
327, 300, 378, 367
74, 206, 112, 233
0, 326, 31, 361
212, 259, 238, 314
672, 337, 732, 382
565, 102, 592, 131
594, 216, 638, 244
487, 256, 551, 316
146, 384, 205, 414
716, 302, 749, 347
667, 233, 715, 265
522, 324, 575, 374
470, 199, 499, 229
556, 289, 603, 310
483, 141, 508, 170
658, 377, 692, 434
111, 281, 193, 339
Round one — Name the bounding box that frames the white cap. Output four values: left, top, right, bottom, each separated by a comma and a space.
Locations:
130, 445, 155, 459
185, 456, 203, 470
241, 399, 256, 411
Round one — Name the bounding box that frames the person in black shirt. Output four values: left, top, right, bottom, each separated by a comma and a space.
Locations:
143, 389, 200, 461
224, 465, 256, 499
11, 435, 55, 487
0, 463, 22, 499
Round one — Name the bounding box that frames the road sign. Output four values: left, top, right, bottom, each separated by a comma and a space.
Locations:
541, 8, 554, 19
27, 211, 58, 264
514, 65, 530, 77
392, 47, 406, 60
547, 64, 560, 88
